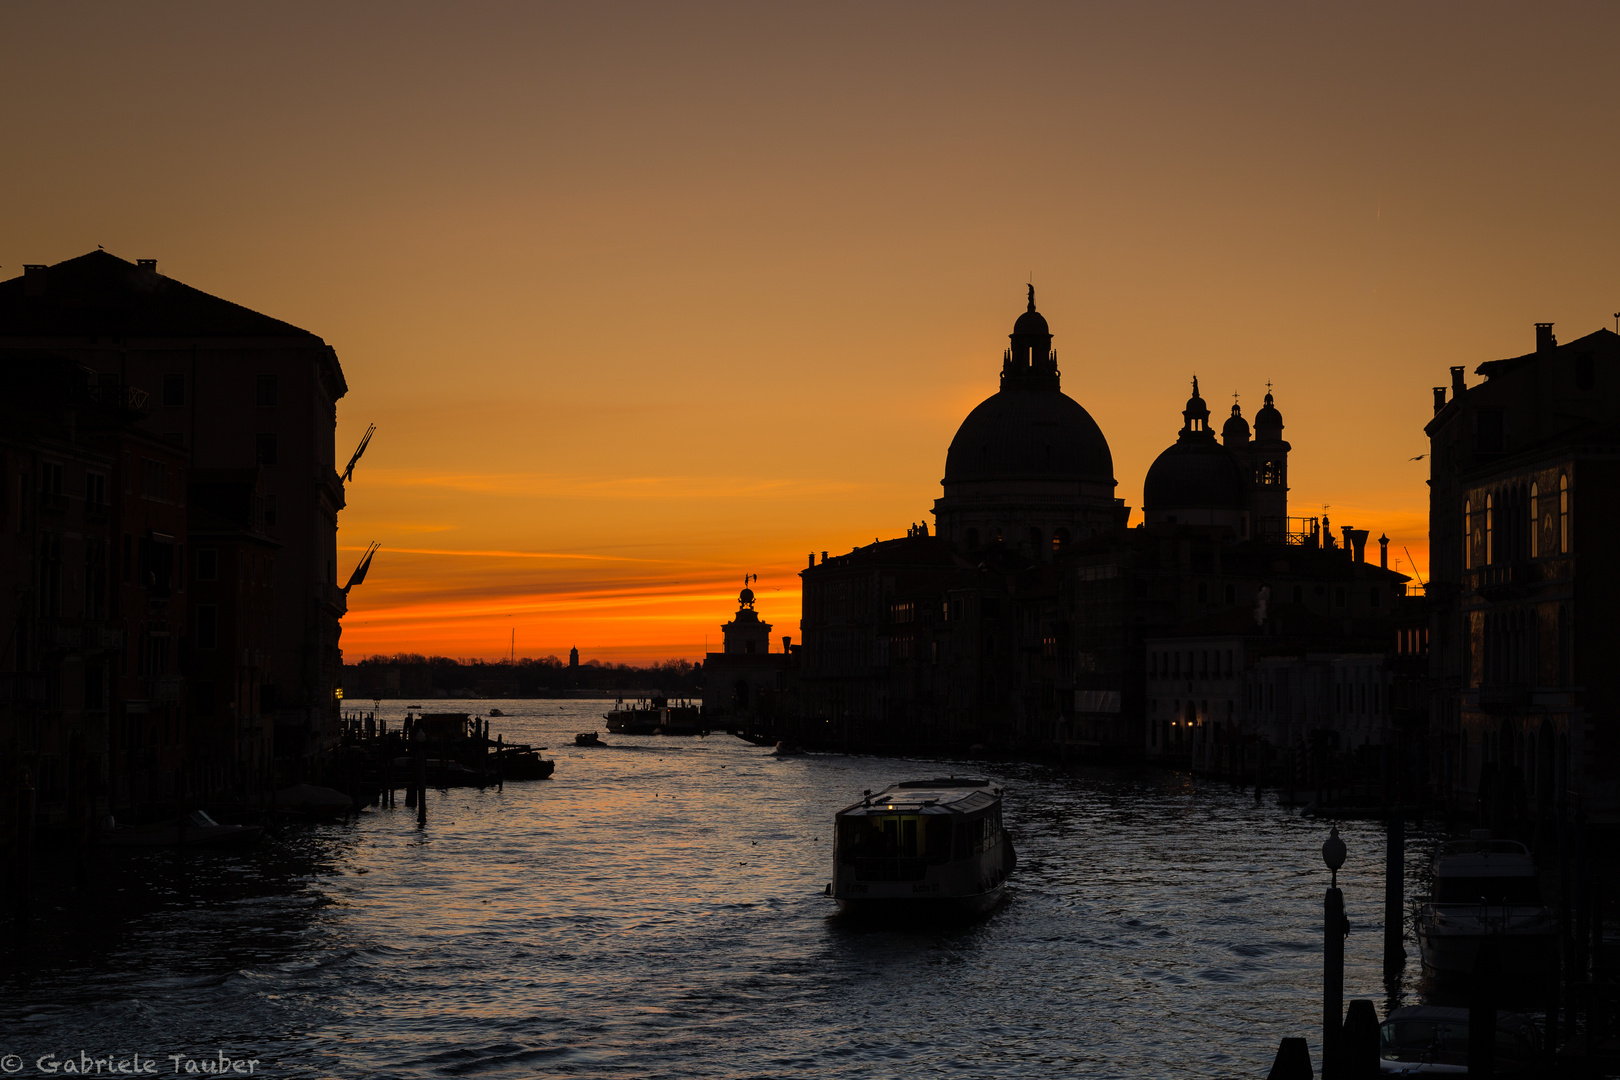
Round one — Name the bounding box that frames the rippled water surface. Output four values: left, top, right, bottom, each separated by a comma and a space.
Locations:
2, 701, 1441, 1077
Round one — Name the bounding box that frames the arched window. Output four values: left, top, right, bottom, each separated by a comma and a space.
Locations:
1028, 526, 1043, 552
1559, 474, 1569, 553
1485, 493, 1494, 565
1464, 500, 1472, 570
1529, 482, 1539, 558
1052, 527, 1070, 553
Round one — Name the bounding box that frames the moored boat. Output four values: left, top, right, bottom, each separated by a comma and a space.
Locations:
1415, 832, 1555, 979
1378, 1005, 1542, 1074
575, 731, 603, 747
604, 694, 706, 736
830, 778, 1015, 916
99, 809, 263, 848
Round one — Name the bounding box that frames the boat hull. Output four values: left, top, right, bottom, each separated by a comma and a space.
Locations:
835, 883, 1006, 918
1417, 927, 1557, 978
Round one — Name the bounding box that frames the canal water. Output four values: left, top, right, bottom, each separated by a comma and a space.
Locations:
3, 700, 1442, 1078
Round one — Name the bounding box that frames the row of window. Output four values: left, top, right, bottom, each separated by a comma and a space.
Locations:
1150, 648, 1237, 680
962, 526, 1073, 551
161, 373, 280, 408
1463, 474, 1568, 569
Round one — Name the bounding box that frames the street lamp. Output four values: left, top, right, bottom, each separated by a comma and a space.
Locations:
1322, 826, 1349, 1079
1322, 824, 1347, 887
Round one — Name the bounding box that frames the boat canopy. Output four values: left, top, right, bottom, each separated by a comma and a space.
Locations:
835, 779, 1000, 818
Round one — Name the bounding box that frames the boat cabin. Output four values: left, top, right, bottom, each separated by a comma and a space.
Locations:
417, 712, 473, 739
835, 779, 1003, 883
1430, 838, 1542, 905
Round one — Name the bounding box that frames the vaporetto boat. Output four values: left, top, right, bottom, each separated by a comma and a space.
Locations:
829, 778, 1016, 915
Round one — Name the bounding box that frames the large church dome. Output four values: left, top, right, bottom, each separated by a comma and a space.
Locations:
944, 390, 1114, 484
942, 286, 1113, 485
933, 289, 1124, 558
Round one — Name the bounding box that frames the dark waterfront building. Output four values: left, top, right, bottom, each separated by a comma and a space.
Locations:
1425, 322, 1620, 820
700, 582, 795, 725
0, 252, 355, 836
796, 291, 1414, 776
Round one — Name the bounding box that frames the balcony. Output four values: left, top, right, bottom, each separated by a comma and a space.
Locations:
0, 673, 48, 702
87, 384, 150, 415
1478, 684, 1532, 712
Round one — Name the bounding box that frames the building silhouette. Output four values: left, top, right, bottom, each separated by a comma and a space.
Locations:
796, 290, 1413, 773
700, 580, 793, 722
0, 252, 354, 828
1425, 322, 1620, 820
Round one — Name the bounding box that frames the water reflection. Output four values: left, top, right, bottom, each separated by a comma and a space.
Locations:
3, 701, 1445, 1078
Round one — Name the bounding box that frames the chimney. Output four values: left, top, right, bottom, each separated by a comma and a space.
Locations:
136, 259, 158, 291
1378, 534, 1389, 570
23, 264, 46, 297
1349, 529, 1369, 564
807, 553, 815, 569
1536, 322, 1556, 354
1450, 366, 1466, 395
820, 551, 828, 564
1432, 387, 1447, 414
1341, 526, 1354, 556
782, 636, 792, 653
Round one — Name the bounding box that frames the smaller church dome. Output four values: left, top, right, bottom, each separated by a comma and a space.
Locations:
1013, 307, 1050, 338
1144, 441, 1247, 511
1143, 377, 1247, 513
1222, 403, 1250, 443
1255, 389, 1283, 433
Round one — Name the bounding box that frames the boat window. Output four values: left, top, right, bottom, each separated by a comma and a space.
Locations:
838, 815, 953, 864
954, 812, 1001, 857
1382, 1019, 1467, 1057
1434, 875, 1542, 905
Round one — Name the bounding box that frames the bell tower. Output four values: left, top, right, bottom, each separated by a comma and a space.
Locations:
1250, 385, 1291, 539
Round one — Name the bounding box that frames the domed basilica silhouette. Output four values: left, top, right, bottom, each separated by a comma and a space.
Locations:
726, 288, 1415, 766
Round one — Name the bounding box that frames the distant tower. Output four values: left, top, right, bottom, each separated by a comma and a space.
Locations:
1250, 386, 1291, 539
722, 580, 773, 655
569, 646, 579, 669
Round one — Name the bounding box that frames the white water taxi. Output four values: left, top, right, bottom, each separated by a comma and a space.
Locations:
1415, 833, 1555, 978
830, 778, 1016, 915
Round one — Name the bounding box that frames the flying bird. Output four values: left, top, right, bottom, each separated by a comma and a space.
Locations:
1409, 454, 1428, 461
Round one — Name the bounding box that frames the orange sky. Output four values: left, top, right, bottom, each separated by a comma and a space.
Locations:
5, 4, 1618, 661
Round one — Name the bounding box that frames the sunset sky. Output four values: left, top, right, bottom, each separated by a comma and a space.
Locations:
5, 4, 1618, 661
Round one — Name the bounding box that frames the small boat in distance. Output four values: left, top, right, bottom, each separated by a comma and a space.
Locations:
1415, 831, 1555, 978
830, 778, 1015, 916
575, 731, 603, 747
488, 708, 506, 717
604, 694, 707, 736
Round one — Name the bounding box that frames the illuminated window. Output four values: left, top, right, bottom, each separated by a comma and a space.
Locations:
1559, 474, 1569, 553
1484, 493, 1494, 565
1529, 482, 1539, 558
1463, 500, 1472, 570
